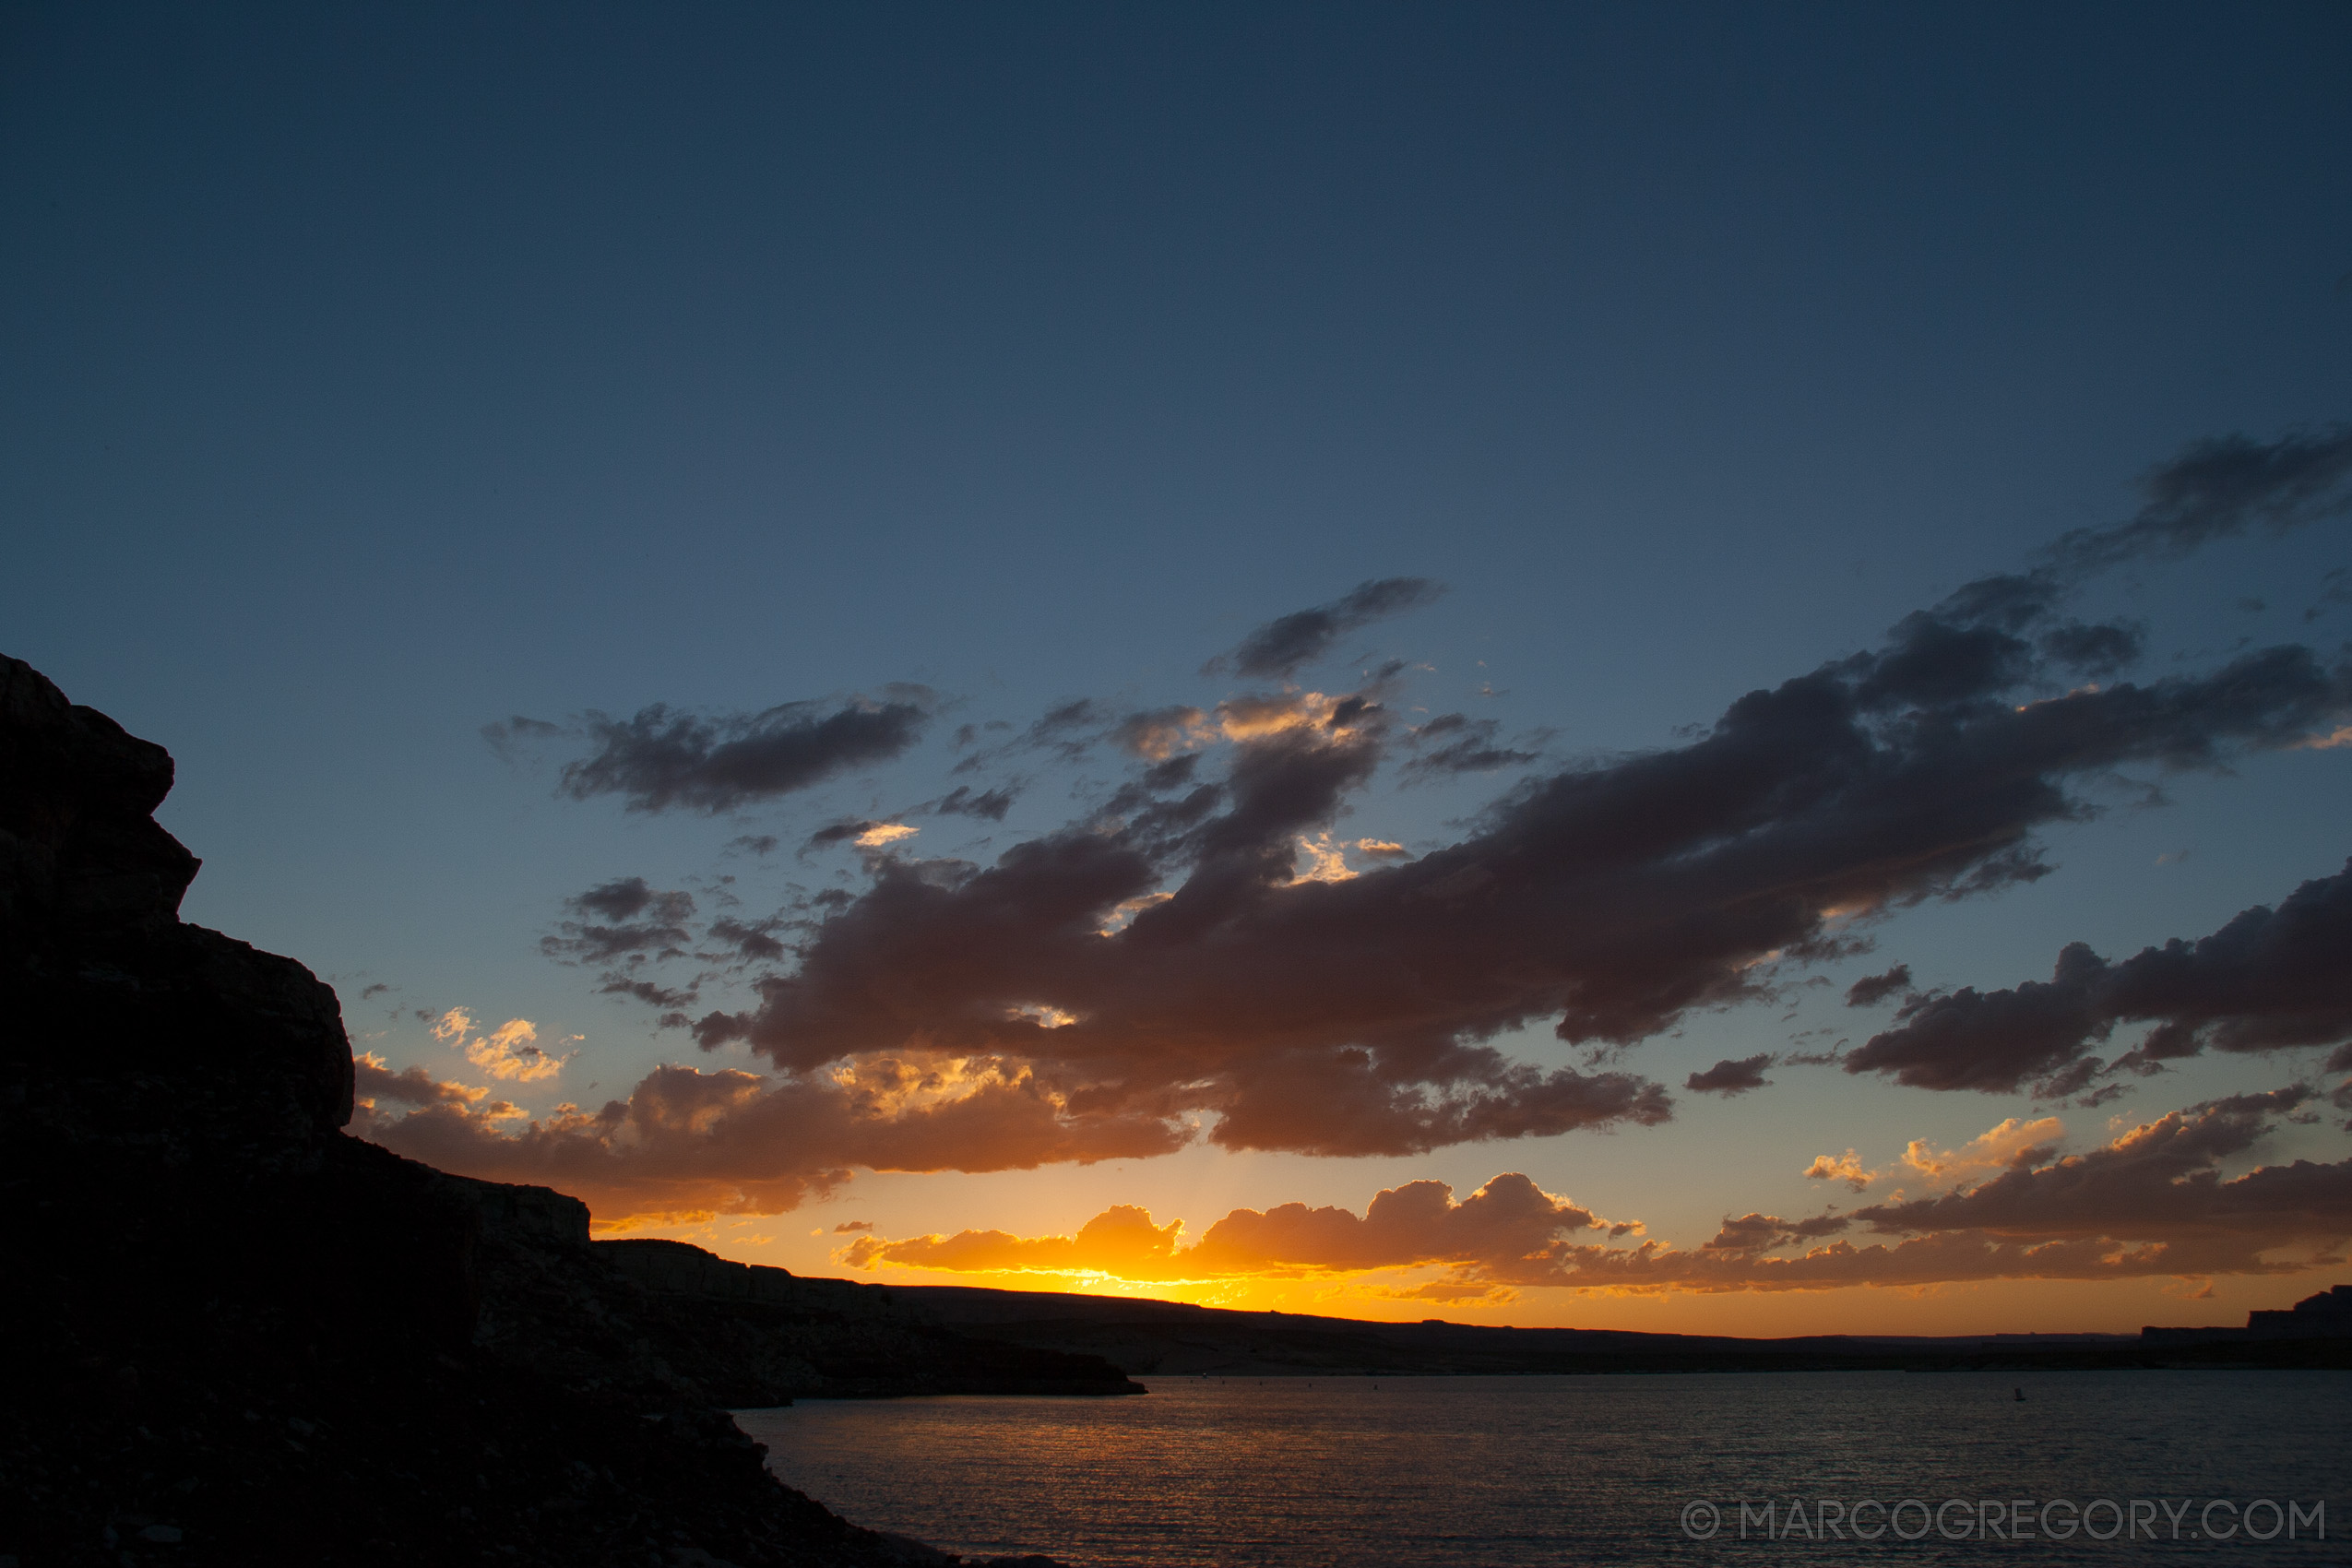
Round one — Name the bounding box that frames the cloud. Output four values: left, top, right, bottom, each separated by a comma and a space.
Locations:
1111, 706, 1213, 760
1896, 1116, 2067, 1185
481, 714, 566, 763
2305, 566, 2352, 624
1846, 860, 2352, 1095
832, 1219, 873, 1233
2036, 620, 2144, 677
1400, 713, 1538, 779
837, 1092, 2349, 1294
690, 589, 2345, 1161
706, 916, 785, 962
1214, 577, 1447, 681
558, 694, 932, 814
2044, 425, 2352, 578
839, 1173, 1630, 1282
1686, 1053, 1774, 1096
429, 1006, 570, 1083
1028, 698, 1106, 742
802, 819, 920, 856
1803, 1149, 1871, 1191
357, 1055, 1185, 1227
354, 1051, 491, 1109
1539, 1093, 2346, 1292
1844, 964, 1912, 1008
1802, 1116, 2066, 1194
505, 428, 2352, 1188
601, 977, 696, 1011
540, 878, 696, 965
935, 784, 1017, 821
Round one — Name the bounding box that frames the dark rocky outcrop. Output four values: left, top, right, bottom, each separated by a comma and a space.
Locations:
0, 655, 1096, 1568
2143, 1284, 2352, 1347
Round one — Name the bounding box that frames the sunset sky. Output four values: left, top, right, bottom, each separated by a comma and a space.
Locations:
7, 3, 2350, 1336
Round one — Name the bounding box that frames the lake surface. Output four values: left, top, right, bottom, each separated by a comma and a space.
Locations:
737, 1372, 2346, 1565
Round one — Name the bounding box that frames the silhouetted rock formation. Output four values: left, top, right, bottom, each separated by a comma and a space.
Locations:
0, 655, 1087, 1567
2143, 1285, 2352, 1347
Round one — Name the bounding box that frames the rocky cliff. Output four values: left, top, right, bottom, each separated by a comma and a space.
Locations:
0, 655, 1092, 1568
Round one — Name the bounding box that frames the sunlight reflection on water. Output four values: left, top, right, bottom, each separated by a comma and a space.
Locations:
737, 1371, 2346, 1566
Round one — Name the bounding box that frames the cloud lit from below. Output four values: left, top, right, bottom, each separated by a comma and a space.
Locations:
379, 428, 2352, 1251
836, 1092, 2351, 1300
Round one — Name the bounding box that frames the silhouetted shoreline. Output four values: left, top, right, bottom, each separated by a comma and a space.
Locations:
885, 1282, 2352, 1379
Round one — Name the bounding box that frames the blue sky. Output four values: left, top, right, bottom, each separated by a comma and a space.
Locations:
6, 2, 2350, 1332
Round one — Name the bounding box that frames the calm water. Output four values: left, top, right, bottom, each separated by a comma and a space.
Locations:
738, 1372, 2346, 1566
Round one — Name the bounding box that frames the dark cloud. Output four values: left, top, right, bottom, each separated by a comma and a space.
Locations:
2037, 621, 2145, 677
1845, 964, 1913, 1008
683, 592, 2343, 1161
653, 529, 2351, 1164
359, 982, 390, 1001
481, 714, 565, 763
1015, 698, 1110, 762
570, 876, 671, 922
558, 695, 931, 814
1139, 754, 1200, 791
456, 430, 2352, 1194
803, 819, 884, 852
726, 834, 780, 857
540, 879, 696, 965
1029, 698, 1105, 736
1215, 577, 1447, 681
1685, 1054, 1774, 1096
1401, 713, 1538, 779
1847, 861, 2352, 1095
2307, 567, 2352, 624
354, 1054, 501, 1111
935, 784, 1017, 821
1111, 706, 1208, 760
832, 1219, 873, 1233
600, 977, 697, 1010
706, 916, 786, 963
2045, 425, 2352, 578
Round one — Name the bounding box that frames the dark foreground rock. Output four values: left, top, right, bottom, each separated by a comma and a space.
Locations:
0, 656, 1082, 1567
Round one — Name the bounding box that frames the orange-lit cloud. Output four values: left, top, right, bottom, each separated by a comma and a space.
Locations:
356, 1053, 1185, 1228
1803, 1148, 1871, 1191
430, 1006, 572, 1083
1803, 1116, 2066, 1194
1900, 1116, 2066, 1183
840, 1172, 1631, 1283
837, 1091, 2352, 1297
